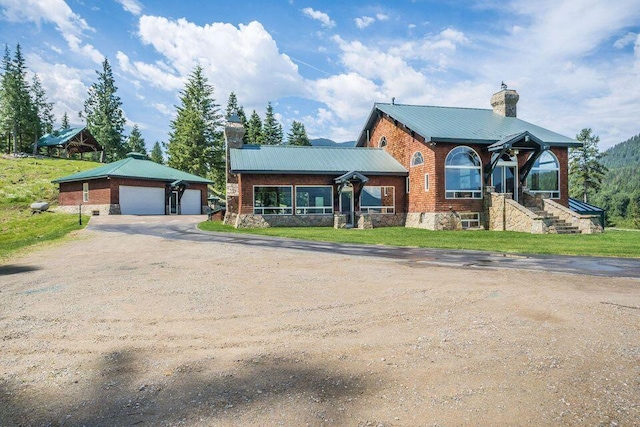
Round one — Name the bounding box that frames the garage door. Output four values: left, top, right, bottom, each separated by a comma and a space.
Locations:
119, 186, 165, 215
181, 189, 202, 215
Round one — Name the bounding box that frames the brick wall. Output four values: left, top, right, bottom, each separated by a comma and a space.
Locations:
236, 173, 406, 215
367, 114, 570, 212
59, 178, 209, 207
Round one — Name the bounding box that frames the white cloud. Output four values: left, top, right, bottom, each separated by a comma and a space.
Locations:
116, 50, 184, 90
613, 32, 638, 49
376, 13, 389, 21
0, 0, 103, 63
25, 53, 90, 126
152, 103, 172, 116
133, 16, 304, 107
115, 0, 142, 15
355, 16, 375, 30
301, 7, 335, 28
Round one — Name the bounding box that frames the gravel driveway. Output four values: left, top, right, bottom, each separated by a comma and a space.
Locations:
1, 216, 638, 426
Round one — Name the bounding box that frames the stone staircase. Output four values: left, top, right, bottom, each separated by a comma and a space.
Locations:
526, 207, 582, 234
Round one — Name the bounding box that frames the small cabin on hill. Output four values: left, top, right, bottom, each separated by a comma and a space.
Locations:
223, 86, 602, 234
37, 127, 102, 159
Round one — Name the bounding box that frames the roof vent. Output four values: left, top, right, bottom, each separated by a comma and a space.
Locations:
127, 152, 147, 159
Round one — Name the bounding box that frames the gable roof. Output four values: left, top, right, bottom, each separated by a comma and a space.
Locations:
37, 126, 99, 147
52, 153, 213, 184
357, 103, 580, 147
230, 145, 407, 175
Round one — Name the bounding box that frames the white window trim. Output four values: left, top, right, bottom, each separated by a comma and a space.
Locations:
445, 146, 483, 200
82, 182, 89, 202
459, 212, 480, 229
527, 151, 561, 199
411, 151, 424, 167
294, 185, 334, 215
253, 185, 293, 215
361, 185, 395, 214
424, 173, 429, 191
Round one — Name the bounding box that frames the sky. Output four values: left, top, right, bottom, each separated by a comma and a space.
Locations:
1, 0, 639, 151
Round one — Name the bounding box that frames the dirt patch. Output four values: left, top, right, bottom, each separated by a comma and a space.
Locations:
0, 228, 638, 426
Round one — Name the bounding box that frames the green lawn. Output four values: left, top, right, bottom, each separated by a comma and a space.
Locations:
199, 221, 640, 258
0, 156, 99, 260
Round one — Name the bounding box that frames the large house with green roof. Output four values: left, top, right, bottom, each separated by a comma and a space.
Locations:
53, 153, 212, 215
223, 86, 602, 233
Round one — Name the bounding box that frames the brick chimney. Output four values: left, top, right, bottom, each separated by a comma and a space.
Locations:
490, 82, 519, 117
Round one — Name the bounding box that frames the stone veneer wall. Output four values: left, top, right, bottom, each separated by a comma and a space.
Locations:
543, 199, 603, 234
405, 212, 462, 230
54, 204, 121, 215
235, 214, 334, 228
485, 190, 547, 234
369, 213, 406, 228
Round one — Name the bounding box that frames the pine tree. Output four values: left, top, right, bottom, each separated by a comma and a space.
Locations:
569, 128, 608, 203
1, 44, 35, 154
262, 102, 283, 145
61, 111, 70, 129
150, 141, 164, 164
30, 74, 55, 154
628, 195, 640, 228
287, 120, 311, 146
246, 110, 264, 144
126, 124, 147, 155
81, 57, 126, 163
166, 65, 224, 191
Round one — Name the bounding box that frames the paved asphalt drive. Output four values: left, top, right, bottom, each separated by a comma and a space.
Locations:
87, 215, 640, 279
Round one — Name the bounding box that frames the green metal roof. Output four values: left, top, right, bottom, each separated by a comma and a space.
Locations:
52, 153, 213, 184
230, 145, 407, 175
357, 103, 580, 147
38, 127, 88, 147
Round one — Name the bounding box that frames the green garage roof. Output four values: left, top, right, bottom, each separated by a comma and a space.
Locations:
357, 103, 580, 147
52, 153, 213, 184
230, 145, 407, 175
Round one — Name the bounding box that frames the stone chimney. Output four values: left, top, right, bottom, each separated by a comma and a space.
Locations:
224, 114, 245, 149
223, 114, 245, 226
490, 82, 519, 117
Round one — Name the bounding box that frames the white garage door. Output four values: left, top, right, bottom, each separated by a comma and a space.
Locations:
120, 186, 165, 215
181, 189, 202, 215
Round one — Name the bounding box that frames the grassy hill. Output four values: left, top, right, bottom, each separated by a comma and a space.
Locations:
0, 155, 100, 260
588, 133, 640, 227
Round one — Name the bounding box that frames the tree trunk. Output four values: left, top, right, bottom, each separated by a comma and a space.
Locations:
583, 182, 588, 203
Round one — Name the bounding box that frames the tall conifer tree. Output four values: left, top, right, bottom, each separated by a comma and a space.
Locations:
287, 121, 311, 146
150, 141, 164, 164
262, 101, 283, 145
126, 124, 147, 155
166, 65, 224, 191
246, 110, 264, 145
569, 128, 608, 203
81, 57, 126, 162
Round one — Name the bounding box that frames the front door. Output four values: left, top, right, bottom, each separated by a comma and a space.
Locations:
169, 191, 179, 214
340, 186, 354, 227
492, 160, 518, 202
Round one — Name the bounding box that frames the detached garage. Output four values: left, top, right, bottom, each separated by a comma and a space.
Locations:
53, 153, 213, 215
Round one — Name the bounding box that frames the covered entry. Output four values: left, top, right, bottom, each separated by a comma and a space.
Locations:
335, 171, 368, 228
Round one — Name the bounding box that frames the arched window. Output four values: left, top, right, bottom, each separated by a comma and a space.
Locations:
445, 146, 482, 199
411, 151, 424, 167
379, 136, 387, 148
526, 151, 560, 199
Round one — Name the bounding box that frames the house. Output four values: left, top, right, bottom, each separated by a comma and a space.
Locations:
223, 86, 602, 233
37, 127, 102, 159
53, 152, 212, 215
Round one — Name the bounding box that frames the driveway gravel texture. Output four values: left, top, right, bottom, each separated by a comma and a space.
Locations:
0, 216, 638, 426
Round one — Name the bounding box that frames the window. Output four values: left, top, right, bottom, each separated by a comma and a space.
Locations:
379, 136, 387, 148
82, 182, 89, 202
445, 146, 482, 199
411, 151, 424, 167
361, 186, 395, 213
526, 151, 560, 199
424, 173, 430, 191
295, 186, 333, 214
459, 212, 480, 229
253, 186, 292, 215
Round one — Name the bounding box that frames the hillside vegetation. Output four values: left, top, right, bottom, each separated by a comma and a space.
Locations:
0, 156, 99, 259
589, 133, 640, 227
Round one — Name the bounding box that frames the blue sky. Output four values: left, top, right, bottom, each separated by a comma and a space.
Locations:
1, 0, 639, 151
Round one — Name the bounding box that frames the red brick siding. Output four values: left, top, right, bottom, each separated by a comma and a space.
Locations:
59, 178, 208, 207
367, 114, 570, 211
236, 173, 406, 214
